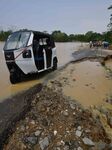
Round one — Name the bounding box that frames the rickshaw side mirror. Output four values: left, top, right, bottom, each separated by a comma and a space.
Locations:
23, 50, 32, 58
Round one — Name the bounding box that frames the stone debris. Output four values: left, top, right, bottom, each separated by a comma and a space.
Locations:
35, 130, 42, 137
54, 130, 57, 136
109, 117, 112, 127
63, 110, 69, 116
77, 147, 83, 150
82, 137, 95, 146
96, 141, 106, 150
3, 84, 111, 150
77, 126, 81, 131
39, 137, 49, 150
24, 136, 38, 145
75, 130, 82, 137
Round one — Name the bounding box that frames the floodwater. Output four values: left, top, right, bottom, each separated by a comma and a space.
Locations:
0, 41, 112, 106
56, 42, 82, 67
62, 60, 112, 107
0, 42, 81, 101
0, 42, 42, 101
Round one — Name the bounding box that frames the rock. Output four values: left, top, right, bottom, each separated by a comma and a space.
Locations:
85, 129, 91, 133
39, 137, 49, 150
63, 110, 69, 116
100, 107, 108, 115
82, 137, 95, 146
20, 125, 25, 131
109, 143, 112, 149
77, 126, 81, 131
65, 140, 79, 149
30, 120, 35, 125
78, 147, 83, 150
69, 101, 76, 110
24, 136, 38, 145
71, 140, 79, 148
61, 140, 65, 145
54, 130, 57, 136
56, 147, 61, 150
76, 130, 82, 137
96, 141, 106, 150
109, 117, 112, 126
26, 126, 29, 130
41, 118, 49, 126
57, 141, 62, 147
64, 145, 69, 150
66, 130, 70, 134
73, 112, 76, 115
35, 130, 42, 137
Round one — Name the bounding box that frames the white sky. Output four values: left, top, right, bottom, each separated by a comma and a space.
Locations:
0, 0, 112, 34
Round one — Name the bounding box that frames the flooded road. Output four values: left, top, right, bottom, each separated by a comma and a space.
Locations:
0, 42, 81, 101
0, 42, 42, 101
0, 41, 112, 106
62, 60, 112, 107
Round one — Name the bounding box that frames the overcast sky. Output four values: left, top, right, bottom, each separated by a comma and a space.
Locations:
0, 0, 111, 34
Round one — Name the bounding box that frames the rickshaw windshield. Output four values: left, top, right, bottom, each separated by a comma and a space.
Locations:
4, 31, 31, 50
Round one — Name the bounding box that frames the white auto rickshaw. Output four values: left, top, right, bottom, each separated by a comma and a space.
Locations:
3, 30, 58, 84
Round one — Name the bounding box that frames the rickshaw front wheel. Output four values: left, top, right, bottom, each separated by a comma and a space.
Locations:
10, 72, 21, 84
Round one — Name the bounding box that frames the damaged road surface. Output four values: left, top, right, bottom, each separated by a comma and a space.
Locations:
0, 84, 42, 149
0, 46, 112, 150
3, 86, 112, 150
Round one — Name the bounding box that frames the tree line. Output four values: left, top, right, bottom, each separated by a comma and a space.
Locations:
52, 30, 112, 43
0, 30, 12, 41
0, 30, 112, 43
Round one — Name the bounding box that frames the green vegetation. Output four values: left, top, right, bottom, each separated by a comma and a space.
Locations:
0, 30, 12, 41
52, 30, 112, 43
0, 29, 112, 43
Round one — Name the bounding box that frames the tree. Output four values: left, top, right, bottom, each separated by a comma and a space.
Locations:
0, 30, 12, 41
52, 31, 68, 42
108, 5, 112, 31
85, 31, 102, 42
102, 31, 112, 43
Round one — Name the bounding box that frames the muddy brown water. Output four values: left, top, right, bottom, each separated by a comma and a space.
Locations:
62, 60, 112, 107
0, 42, 112, 106
0, 42, 81, 101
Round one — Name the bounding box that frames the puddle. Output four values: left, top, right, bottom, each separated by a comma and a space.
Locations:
59, 60, 112, 107
0, 42, 81, 101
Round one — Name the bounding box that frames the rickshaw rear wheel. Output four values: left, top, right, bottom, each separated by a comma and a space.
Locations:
52, 58, 57, 70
